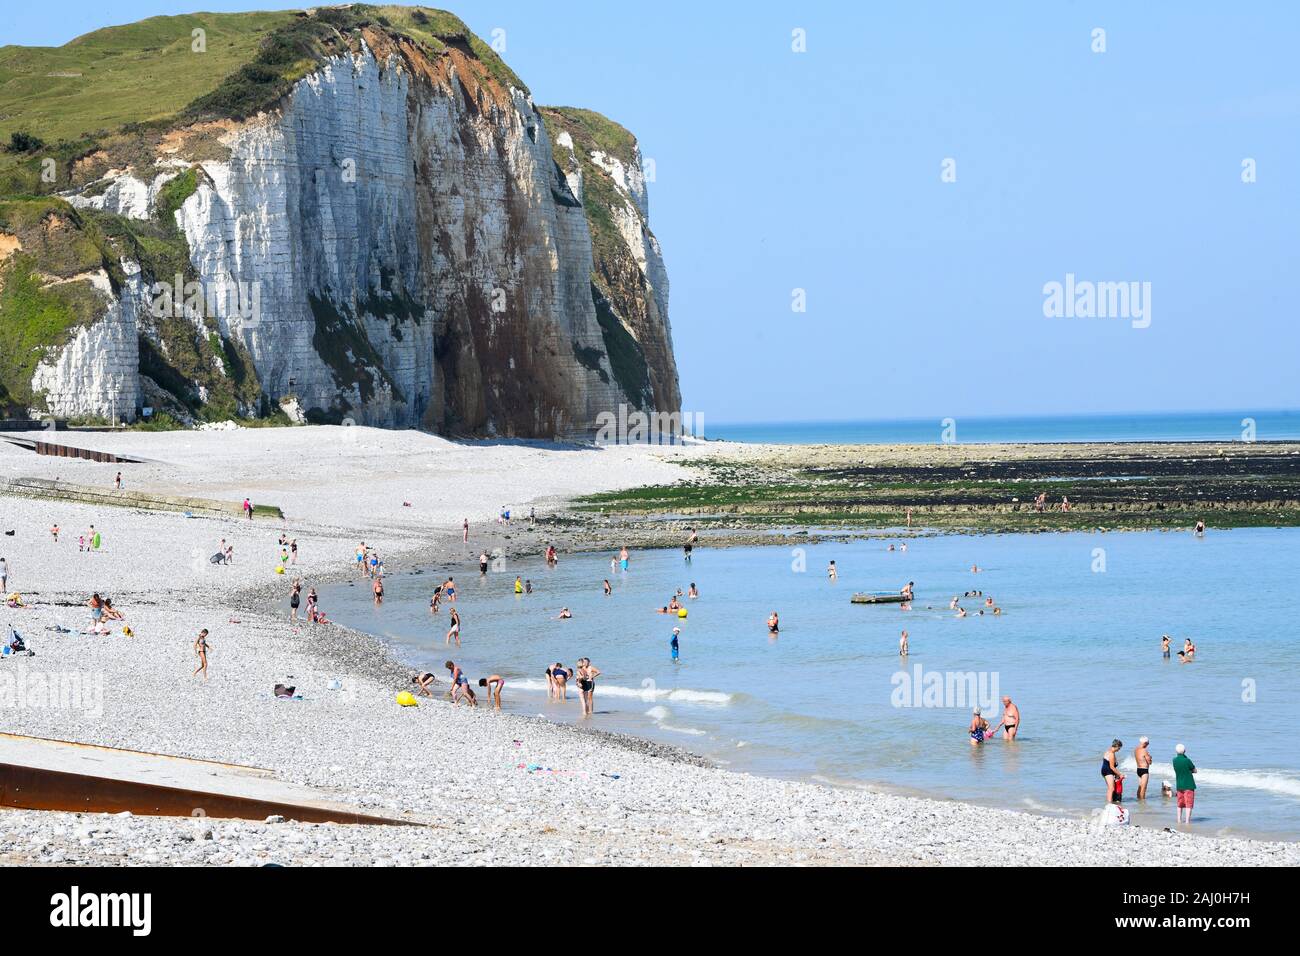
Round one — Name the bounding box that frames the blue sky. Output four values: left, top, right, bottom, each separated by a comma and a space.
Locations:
10, 1, 1299, 423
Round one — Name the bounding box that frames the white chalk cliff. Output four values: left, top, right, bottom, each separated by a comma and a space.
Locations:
33, 21, 678, 435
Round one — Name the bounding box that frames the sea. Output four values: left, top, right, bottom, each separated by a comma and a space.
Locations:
704, 409, 1300, 445
322, 527, 1300, 840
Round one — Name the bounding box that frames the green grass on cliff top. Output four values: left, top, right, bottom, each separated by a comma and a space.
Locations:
0, 6, 527, 158
0, 12, 296, 145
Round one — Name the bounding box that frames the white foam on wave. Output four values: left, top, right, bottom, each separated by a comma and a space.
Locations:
1119, 759, 1300, 798
508, 678, 731, 705
643, 704, 706, 736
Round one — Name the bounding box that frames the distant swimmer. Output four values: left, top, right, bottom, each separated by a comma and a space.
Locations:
688, 582, 698, 599
525, 579, 533, 594
900, 542, 908, 552
1134, 736, 1153, 800
949, 596, 960, 610
899, 629, 909, 656
970, 564, 981, 573
1183, 637, 1196, 661
557, 608, 572, 619
887, 544, 895, 552
956, 607, 967, 618
992, 695, 1019, 740
767, 611, 780, 634
1194, 520, 1205, 538
411, 671, 438, 696
984, 597, 994, 607
1101, 739, 1124, 803
670, 626, 681, 661
969, 707, 989, 746
478, 675, 505, 709
684, 528, 696, 562
514, 576, 523, 594
827, 560, 838, 580
603, 579, 612, 595
1161, 635, 1171, 658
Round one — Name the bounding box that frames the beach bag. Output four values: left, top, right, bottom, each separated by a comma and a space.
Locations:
273, 684, 296, 699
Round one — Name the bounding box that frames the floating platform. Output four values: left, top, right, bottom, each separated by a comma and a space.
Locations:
850, 592, 910, 604
0, 734, 417, 825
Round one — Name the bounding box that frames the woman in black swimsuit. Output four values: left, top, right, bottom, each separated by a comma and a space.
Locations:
289, 580, 301, 622
1101, 739, 1124, 803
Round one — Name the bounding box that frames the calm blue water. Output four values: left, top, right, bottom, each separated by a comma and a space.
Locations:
707, 410, 1300, 444
322, 529, 1300, 839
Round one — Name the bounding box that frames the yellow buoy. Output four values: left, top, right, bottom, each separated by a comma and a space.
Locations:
275, 566, 285, 574
677, 608, 688, 618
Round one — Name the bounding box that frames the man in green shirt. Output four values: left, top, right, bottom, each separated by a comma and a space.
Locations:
1172, 743, 1197, 824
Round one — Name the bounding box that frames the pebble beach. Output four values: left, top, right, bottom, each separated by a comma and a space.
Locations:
2, 426, 1298, 866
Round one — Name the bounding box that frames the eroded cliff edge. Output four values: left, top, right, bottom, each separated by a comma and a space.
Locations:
0, 6, 680, 436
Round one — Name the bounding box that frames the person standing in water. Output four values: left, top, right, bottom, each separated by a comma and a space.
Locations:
969, 707, 989, 746
827, 560, 838, 581
899, 629, 908, 656
992, 695, 1020, 740
463, 518, 469, 543
684, 528, 696, 562
603, 579, 612, 596
479, 552, 489, 575
1161, 634, 1171, 658
576, 658, 600, 716
1134, 737, 1153, 800
446, 607, 461, 646
670, 626, 681, 661
1172, 743, 1197, 823
1101, 739, 1125, 803
767, 611, 780, 634
1194, 519, 1205, 538
619, 546, 629, 571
